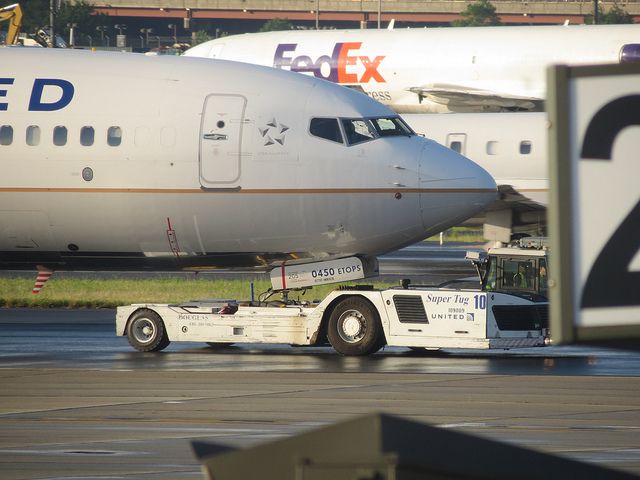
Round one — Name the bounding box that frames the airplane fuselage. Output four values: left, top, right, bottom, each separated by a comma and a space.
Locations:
0, 49, 496, 271
184, 25, 640, 113
404, 112, 547, 207
404, 112, 548, 240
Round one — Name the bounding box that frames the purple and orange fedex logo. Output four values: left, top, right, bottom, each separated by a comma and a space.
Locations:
273, 42, 386, 84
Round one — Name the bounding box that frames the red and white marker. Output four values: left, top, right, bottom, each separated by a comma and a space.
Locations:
32, 268, 53, 294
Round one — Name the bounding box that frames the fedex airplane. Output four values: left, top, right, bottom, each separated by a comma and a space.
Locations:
0, 48, 496, 284
403, 113, 547, 243
184, 24, 640, 113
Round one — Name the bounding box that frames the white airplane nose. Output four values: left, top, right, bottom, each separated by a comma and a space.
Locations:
419, 140, 497, 232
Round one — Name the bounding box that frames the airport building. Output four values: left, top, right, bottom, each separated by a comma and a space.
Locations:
84, 0, 639, 48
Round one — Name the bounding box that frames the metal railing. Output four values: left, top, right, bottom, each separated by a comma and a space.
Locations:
86, 0, 640, 16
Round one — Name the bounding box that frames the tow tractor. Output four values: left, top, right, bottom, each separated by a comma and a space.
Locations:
116, 240, 550, 355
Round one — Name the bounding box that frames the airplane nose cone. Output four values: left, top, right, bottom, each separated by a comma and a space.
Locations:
419, 140, 497, 233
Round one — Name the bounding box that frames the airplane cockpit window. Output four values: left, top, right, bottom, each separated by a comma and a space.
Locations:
520, 140, 532, 155
0, 125, 13, 146
341, 118, 376, 145
309, 118, 344, 144
26, 126, 40, 146
80, 127, 95, 147
107, 126, 122, 147
340, 117, 414, 146
370, 117, 414, 137
53, 126, 67, 146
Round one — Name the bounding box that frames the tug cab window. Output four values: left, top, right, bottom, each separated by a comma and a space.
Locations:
510, 261, 534, 289
539, 257, 548, 297
484, 256, 544, 296
310, 118, 343, 144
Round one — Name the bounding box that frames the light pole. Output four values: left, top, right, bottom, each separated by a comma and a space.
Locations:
96, 25, 108, 47
140, 28, 152, 49
168, 23, 177, 44
114, 23, 127, 48
67, 22, 77, 47
309, 0, 319, 30
49, 0, 55, 47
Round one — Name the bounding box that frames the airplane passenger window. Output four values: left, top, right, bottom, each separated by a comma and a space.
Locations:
449, 141, 462, 153
486, 141, 499, 155
341, 118, 376, 145
0, 125, 13, 146
26, 126, 40, 146
80, 127, 95, 146
520, 141, 532, 155
309, 118, 343, 144
107, 126, 122, 147
53, 126, 67, 146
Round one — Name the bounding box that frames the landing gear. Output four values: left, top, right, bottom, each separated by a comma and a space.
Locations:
327, 297, 385, 356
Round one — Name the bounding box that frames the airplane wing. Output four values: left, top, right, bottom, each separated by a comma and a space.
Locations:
463, 184, 547, 243
408, 84, 543, 111
495, 184, 546, 210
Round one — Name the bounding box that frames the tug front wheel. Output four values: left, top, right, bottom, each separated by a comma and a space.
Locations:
126, 309, 170, 352
327, 297, 384, 356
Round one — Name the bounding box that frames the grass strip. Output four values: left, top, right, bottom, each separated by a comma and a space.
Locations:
427, 226, 484, 243
0, 277, 394, 309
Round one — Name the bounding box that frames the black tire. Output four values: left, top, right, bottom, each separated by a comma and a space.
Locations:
327, 297, 385, 356
126, 309, 170, 352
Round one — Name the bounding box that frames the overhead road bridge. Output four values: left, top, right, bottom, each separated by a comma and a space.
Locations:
87, 0, 640, 27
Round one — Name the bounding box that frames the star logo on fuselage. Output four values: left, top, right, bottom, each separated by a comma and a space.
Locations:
259, 118, 289, 146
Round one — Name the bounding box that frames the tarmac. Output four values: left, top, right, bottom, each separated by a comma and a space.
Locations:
0, 309, 639, 479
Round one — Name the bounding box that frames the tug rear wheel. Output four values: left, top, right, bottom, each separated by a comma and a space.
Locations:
126, 309, 170, 352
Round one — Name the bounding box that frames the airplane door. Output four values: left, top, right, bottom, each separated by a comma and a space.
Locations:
199, 94, 247, 188
445, 133, 467, 156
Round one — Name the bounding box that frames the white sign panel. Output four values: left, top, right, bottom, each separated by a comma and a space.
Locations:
548, 63, 640, 343
270, 257, 366, 290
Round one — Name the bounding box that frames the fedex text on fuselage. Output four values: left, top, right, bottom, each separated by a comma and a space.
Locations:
273, 42, 386, 84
